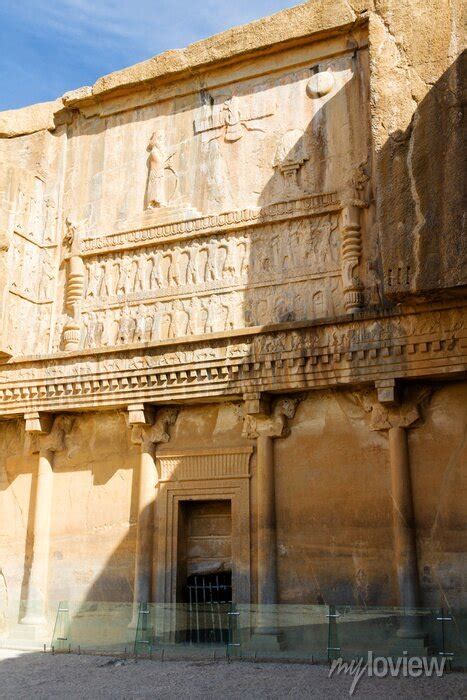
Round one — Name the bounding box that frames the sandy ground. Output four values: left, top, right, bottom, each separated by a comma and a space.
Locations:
0, 648, 465, 699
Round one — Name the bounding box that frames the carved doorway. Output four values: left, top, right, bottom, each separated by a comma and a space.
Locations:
153, 447, 252, 642
177, 500, 232, 643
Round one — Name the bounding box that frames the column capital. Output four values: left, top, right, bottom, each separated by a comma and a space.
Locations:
131, 407, 179, 447
369, 402, 421, 432
25, 414, 74, 454
357, 385, 431, 432
242, 397, 299, 439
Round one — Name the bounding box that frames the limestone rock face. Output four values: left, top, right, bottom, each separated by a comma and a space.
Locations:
0, 1, 465, 636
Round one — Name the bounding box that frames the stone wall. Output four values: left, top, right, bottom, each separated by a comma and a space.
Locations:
1, 383, 465, 619
0, 0, 465, 641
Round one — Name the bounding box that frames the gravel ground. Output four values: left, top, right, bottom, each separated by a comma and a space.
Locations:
0, 648, 465, 699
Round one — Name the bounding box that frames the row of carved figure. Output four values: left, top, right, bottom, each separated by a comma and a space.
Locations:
78, 280, 338, 348
14, 186, 57, 244
10, 240, 55, 301
83, 218, 340, 301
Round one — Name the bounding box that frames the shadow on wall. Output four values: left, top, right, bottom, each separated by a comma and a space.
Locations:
373, 52, 465, 299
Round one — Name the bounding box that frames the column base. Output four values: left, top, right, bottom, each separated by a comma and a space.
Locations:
250, 632, 285, 652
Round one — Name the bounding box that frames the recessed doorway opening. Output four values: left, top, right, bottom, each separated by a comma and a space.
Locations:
177, 500, 232, 644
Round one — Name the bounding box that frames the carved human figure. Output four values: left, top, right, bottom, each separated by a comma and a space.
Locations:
219, 238, 235, 279
86, 311, 102, 348
63, 218, 78, 273
185, 244, 199, 285
312, 290, 325, 316
200, 237, 219, 282
135, 304, 148, 342
294, 293, 306, 321
203, 295, 223, 333
38, 252, 54, 300
256, 298, 270, 325
149, 250, 163, 290
236, 237, 249, 277
270, 233, 282, 271
133, 254, 146, 293
11, 242, 23, 289
150, 302, 163, 341
274, 293, 292, 323
115, 256, 133, 296
183, 299, 197, 335
223, 295, 235, 330
43, 197, 56, 243
100, 257, 115, 297
146, 132, 175, 209
162, 306, 175, 339
222, 96, 243, 142
166, 248, 180, 287
24, 254, 38, 295
101, 309, 117, 346
118, 306, 135, 344
285, 221, 303, 269
15, 188, 29, 232
29, 196, 43, 238
173, 300, 189, 337
87, 260, 103, 298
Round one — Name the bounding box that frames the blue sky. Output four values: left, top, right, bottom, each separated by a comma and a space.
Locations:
0, 0, 300, 111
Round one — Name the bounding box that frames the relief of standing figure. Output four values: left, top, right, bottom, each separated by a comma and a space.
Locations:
146, 132, 176, 209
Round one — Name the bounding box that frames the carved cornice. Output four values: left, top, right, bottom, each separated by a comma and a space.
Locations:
0, 305, 464, 417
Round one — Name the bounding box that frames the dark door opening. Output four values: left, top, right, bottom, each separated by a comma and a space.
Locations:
186, 572, 232, 644
176, 500, 233, 644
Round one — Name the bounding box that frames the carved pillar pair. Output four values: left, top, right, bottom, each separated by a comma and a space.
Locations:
243, 395, 298, 646
127, 404, 178, 625
21, 413, 74, 626
371, 382, 427, 638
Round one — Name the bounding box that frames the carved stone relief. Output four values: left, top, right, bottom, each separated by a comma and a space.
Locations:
67, 213, 344, 349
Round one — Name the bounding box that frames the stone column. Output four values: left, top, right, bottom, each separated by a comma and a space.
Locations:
243, 395, 298, 648
21, 413, 74, 627
62, 217, 85, 351
371, 382, 426, 639
128, 405, 178, 627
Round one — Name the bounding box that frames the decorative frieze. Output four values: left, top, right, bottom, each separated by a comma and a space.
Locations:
0, 305, 464, 416
157, 447, 253, 482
